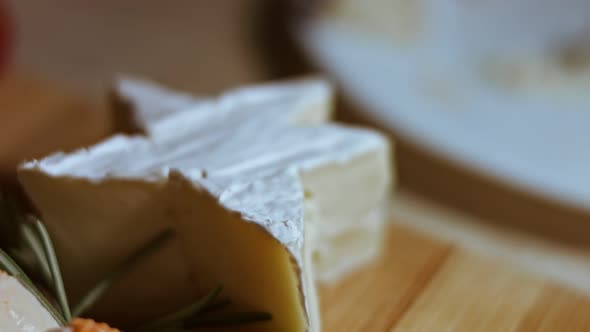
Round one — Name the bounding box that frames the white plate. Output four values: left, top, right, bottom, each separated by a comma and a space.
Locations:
296, 18, 590, 211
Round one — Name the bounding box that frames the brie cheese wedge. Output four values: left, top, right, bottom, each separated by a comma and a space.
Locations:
19, 78, 392, 331
0, 271, 60, 332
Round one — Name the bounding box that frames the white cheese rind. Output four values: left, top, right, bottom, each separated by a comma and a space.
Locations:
114, 76, 333, 135
0, 271, 60, 332
113, 75, 203, 133
21, 119, 386, 266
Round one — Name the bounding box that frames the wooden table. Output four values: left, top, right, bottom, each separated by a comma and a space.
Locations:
322, 193, 590, 331
324, 226, 590, 331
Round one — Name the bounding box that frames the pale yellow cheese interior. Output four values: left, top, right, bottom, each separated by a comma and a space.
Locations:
169, 175, 307, 332
18, 140, 390, 330
18, 172, 197, 324
19, 171, 308, 331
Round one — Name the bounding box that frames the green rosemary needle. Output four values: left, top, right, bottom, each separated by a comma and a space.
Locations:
72, 229, 175, 317
20, 219, 53, 285
1, 190, 273, 330
137, 286, 222, 331
33, 217, 71, 321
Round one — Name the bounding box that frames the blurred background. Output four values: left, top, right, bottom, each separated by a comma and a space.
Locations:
3, 0, 590, 249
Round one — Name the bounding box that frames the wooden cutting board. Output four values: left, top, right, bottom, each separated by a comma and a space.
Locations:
322, 193, 590, 332
321, 224, 590, 332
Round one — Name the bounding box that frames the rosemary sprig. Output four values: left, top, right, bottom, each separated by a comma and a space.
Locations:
137, 286, 272, 331
1, 190, 273, 330
200, 297, 231, 313
72, 229, 175, 317
32, 217, 72, 321
20, 220, 53, 284
0, 248, 28, 282
138, 285, 222, 331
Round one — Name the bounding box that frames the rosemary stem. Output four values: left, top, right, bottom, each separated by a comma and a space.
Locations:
21, 220, 53, 284
33, 218, 71, 321
137, 286, 222, 331
72, 229, 175, 317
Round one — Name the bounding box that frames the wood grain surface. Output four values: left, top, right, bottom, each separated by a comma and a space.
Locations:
322, 224, 590, 332
320, 226, 451, 332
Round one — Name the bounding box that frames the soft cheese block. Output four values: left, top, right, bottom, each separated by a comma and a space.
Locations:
19, 78, 392, 331
112, 77, 388, 281
0, 271, 60, 332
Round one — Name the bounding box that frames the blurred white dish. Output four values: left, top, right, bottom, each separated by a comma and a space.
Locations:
295, 14, 590, 211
